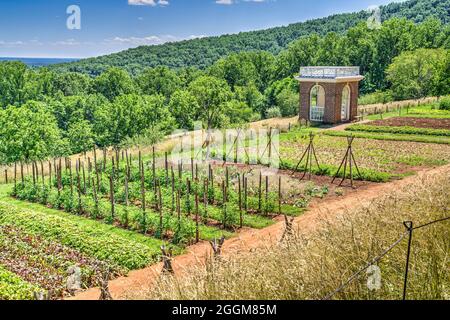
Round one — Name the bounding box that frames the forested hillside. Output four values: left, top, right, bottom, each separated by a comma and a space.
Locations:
1, 0, 449, 166
52, 0, 450, 75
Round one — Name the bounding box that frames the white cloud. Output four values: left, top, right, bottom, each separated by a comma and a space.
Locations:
216, 0, 269, 5
104, 34, 205, 47
128, 0, 169, 6
216, 0, 233, 4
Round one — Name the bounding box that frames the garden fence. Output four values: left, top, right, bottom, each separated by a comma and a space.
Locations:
322, 216, 450, 300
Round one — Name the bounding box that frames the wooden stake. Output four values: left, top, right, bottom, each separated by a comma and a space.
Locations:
258, 171, 262, 213
109, 175, 115, 221
195, 185, 199, 243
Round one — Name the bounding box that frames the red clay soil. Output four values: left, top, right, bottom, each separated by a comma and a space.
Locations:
70, 165, 449, 300
367, 117, 450, 130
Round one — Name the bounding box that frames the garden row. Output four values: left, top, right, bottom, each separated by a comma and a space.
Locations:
10, 148, 304, 246
0, 224, 118, 299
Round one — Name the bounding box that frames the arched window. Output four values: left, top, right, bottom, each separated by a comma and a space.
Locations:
310, 85, 325, 122
341, 85, 351, 121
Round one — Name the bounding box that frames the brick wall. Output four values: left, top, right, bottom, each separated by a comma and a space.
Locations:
299, 80, 361, 124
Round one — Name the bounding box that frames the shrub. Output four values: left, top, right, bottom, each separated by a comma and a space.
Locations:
439, 96, 450, 111
265, 107, 282, 119
359, 91, 393, 105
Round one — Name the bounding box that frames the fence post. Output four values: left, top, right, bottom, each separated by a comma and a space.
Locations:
403, 221, 414, 300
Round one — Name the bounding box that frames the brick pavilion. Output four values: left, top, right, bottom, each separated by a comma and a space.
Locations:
295, 66, 364, 124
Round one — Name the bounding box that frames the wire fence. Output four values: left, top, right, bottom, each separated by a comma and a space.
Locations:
322, 216, 450, 300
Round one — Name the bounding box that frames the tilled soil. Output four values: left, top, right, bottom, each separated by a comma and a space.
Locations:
367, 117, 450, 130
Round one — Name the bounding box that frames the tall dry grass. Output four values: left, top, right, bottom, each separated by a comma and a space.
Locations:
128, 167, 449, 300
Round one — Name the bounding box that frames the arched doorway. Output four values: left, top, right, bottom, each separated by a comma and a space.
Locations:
341, 85, 351, 121
310, 85, 325, 122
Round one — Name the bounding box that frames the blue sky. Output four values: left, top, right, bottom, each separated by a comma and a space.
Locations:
0, 0, 400, 58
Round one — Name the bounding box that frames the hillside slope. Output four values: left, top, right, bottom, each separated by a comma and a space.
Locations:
53, 0, 450, 75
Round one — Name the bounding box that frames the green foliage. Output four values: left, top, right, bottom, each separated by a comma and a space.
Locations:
0, 101, 62, 163
0, 201, 164, 270
92, 67, 136, 101
50, 0, 450, 75
359, 91, 393, 105
266, 107, 282, 119
0, 61, 29, 108
0, 264, 41, 300
439, 96, 450, 110
93, 93, 174, 147
188, 76, 232, 129
135, 66, 181, 99
52, 72, 92, 96
323, 129, 450, 145
280, 160, 392, 183
168, 90, 198, 130
386, 48, 448, 100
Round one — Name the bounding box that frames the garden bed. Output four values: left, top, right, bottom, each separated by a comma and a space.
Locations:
366, 117, 450, 130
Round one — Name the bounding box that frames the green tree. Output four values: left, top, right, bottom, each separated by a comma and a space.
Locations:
67, 120, 95, 154
276, 89, 299, 117
92, 67, 135, 101
188, 76, 232, 129
0, 61, 28, 108
208, 53, 258, 91
53, 72, 92, 96
386, 48, 448, 100
169, 90, 198, 130
0, 101, 62, 164
136, 66, 181, 99
93, 94, 173, 147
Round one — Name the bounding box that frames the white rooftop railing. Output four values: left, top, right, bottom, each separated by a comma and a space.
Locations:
299, 66, 360, 79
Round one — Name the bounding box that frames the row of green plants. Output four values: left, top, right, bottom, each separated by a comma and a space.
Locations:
13, 180, 234, 244
0, 225, 119, 299
280, 160, 393, 183
0, 264, 42, 300
0, 201, 165, 271
346, 124, 450, 137
11, 155, 301, 244
322, 130, 450, 145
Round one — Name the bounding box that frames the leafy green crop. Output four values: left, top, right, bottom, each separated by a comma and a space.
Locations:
0, 265, 42, 300
0, 202, 169, 270
346, 124, 450, 137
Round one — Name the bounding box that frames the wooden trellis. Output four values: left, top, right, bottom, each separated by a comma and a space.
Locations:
291, 132, 320, 180
331, 135, 363, 188
259, 127, 282, 167
161, 245, 174, 274
210, 236, 226, 258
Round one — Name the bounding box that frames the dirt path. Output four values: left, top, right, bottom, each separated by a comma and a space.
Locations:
325, 120, 370, 131
70, 164, 449, 300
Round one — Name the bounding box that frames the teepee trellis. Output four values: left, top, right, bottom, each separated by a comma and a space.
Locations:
331, 135, 362, 188
259, 127, 282, 167
291, 132, 321, 180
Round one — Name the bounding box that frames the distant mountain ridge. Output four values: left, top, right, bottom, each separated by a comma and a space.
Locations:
52, 0, 450, 75
0, 57, 78, 67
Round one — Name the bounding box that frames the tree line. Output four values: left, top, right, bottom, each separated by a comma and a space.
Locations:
51, 0, 450, 75
0, 17, 449, 166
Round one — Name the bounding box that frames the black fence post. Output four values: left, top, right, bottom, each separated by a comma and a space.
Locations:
403, 221, 414, 300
